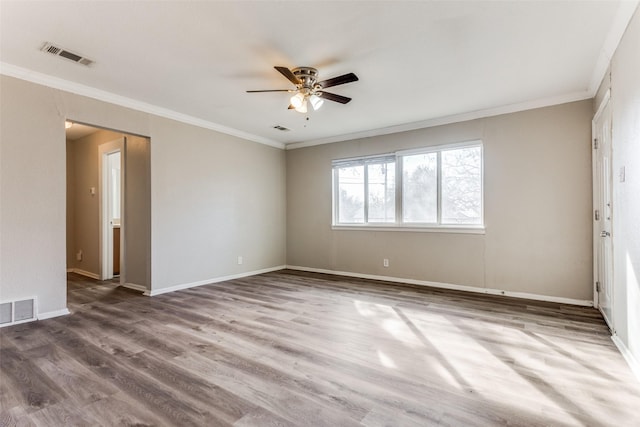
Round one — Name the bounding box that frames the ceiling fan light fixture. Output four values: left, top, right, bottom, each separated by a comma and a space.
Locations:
290, 92, 305, 109
248, 66, 358, 112
309, 94, 324, 111
295, 100, 308, 113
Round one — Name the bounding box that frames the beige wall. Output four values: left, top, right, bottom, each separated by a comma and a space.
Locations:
149, 117, 286, 290
66, 140, 76, 268
1, 76, 67, 314
602, 6, 640, 373
0, 75, 286, 316
287, 100, 593, 301
124, 135, 151, 288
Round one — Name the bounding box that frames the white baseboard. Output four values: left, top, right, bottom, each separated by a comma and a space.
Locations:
145, 265, 287, 296
612, 335, 640, 383
38, 308, 71, 320
122, 282, 147, 293
285, 265, 593, 307
67, 268, 100, 280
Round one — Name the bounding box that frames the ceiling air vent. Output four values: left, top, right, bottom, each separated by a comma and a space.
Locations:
273, 125, 290, 132
40, 42, 93, 66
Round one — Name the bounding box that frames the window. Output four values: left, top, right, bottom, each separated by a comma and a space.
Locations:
334, 156, 395, 224
332, 142, 483, 229
440, 146, 482, 224
402, 152, 437, 223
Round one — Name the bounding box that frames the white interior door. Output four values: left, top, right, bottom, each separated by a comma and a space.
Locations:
106, 151, 121, 277
593, 93, 613, 330
98, 138, 125, 284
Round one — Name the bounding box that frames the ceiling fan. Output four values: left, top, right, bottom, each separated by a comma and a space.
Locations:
247, 66, 359, 113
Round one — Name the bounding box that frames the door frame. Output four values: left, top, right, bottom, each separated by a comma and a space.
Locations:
98, 138, 125, 284
592, 89, 613, 328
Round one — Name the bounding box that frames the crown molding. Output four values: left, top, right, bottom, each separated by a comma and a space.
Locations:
286, 90, 592, 150
286, 1, 639, 151
587, 1, 639, 95
5, 0, 636, 156
0, 62, 285, 150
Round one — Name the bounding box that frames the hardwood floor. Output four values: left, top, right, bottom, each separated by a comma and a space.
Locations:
1, 270, 639, 426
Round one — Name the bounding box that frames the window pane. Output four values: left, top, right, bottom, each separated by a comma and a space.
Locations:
402, 153, 437, 223
367, 162, 395, 223
337, 165, 365, 223
441, 146, 482, 224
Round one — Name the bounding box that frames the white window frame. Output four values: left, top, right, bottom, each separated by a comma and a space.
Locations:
332, 140, 484, 233
332, 154, 396, 226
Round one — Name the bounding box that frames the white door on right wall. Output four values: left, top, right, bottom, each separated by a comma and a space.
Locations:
593, 94, 614, 331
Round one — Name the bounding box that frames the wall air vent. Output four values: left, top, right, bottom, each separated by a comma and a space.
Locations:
40, 42, 93, 66
0, 297, 37, 328
273, 125, 290, 132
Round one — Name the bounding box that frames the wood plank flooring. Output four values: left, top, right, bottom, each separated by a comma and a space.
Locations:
1, 270, 639, 426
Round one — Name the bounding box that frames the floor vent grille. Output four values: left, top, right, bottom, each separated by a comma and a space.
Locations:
0, 298, 37, 328
40, 42, 94, 66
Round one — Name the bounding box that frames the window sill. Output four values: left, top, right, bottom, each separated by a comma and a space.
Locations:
331, 225, 485, 234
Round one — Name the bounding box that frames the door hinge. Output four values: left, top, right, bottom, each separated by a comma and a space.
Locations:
594, 209, 600, 221
596, 281, 601, 292
594, 138, 598, 149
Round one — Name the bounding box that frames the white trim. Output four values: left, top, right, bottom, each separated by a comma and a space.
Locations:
122, 282, 147, 293
145, 265, 286, 296
37, 308, 71, 320
68, 268, 100, 280
287, 0, 639, 152
332, 141, 484, 229
286, 91, 591, 150
0, 62, 284, 150
593, 89, 612, 123
395, 140, 482, 156
3, 0, 635, 155
3, 0, 637, 156
331, 225, 485, 234
591, 92, 615, 326
592, 89, 611, 309
285, 265, 593, 307
99, 139, 124, 282
587, 1, 639, 95
331, 153, 396, 167
612, 335, 640, 383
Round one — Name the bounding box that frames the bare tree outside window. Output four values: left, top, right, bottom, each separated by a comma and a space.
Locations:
403, 153, 437, 223
441, 147, 482, 224
368, 162, 395, 223
337, 165, 364, 223
333, 142, 482, 228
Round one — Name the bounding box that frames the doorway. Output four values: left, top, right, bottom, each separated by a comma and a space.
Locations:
592, 90, 614, 331
66, 123, 151, 301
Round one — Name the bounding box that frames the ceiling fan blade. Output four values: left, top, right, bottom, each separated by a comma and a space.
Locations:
246, 89, 292, 93
318, 91, 352, 104
274, 66, 301, 86
318, 72, 358, 89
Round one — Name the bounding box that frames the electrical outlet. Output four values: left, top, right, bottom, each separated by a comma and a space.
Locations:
383, 258, 389, 268
76, 250, 83, 261
237, 256, 243, 265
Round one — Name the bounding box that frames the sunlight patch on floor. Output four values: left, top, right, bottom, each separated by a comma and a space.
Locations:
376, 349, 397, 369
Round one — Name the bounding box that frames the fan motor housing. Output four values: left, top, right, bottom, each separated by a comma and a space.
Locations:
292, 67, 318, 88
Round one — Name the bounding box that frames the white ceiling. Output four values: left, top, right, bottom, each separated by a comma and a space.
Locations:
66, 122, 103, 141
1, 1, 637, 148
